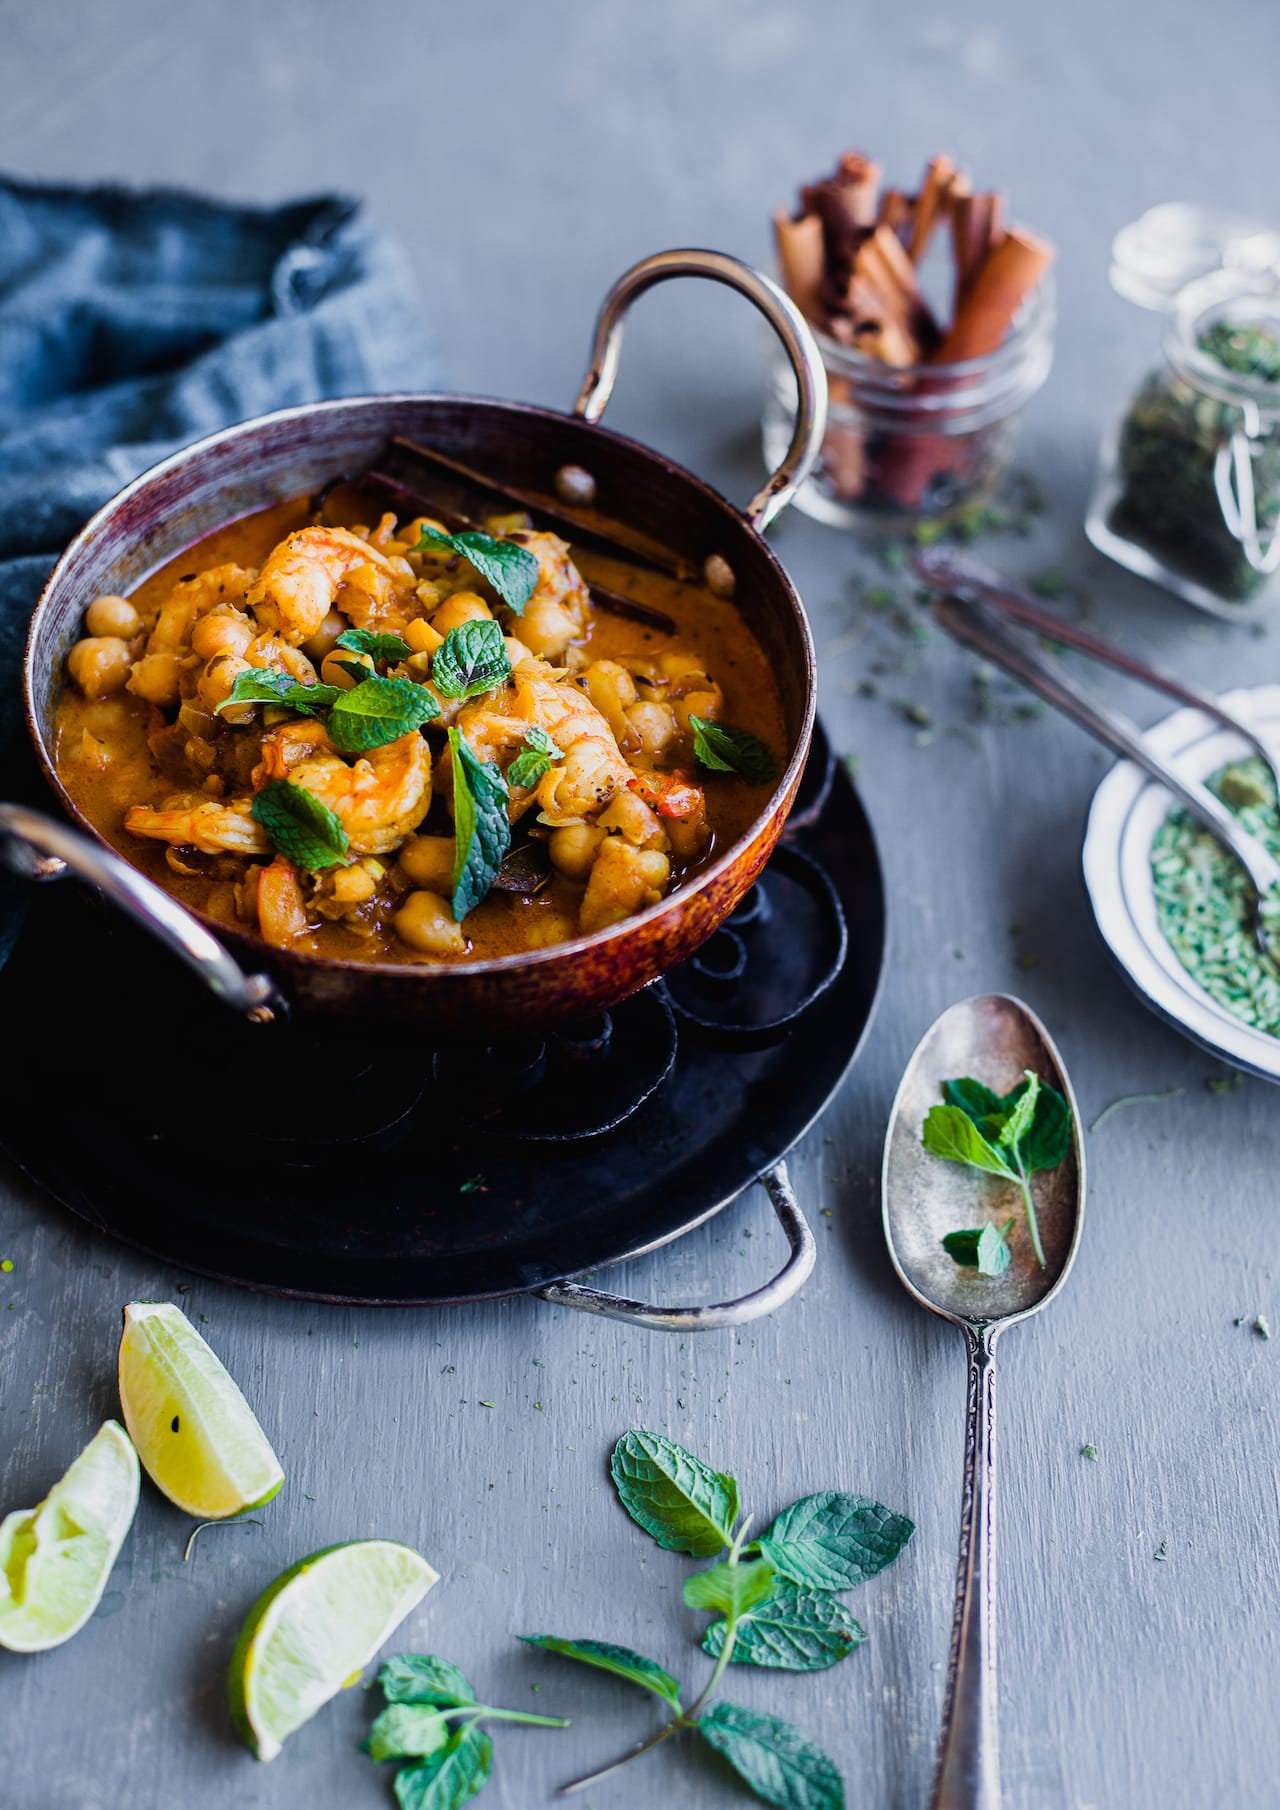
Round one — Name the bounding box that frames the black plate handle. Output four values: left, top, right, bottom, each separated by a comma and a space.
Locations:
573, 249, 828, 534
536, 1160, 815, 1329
0, 801, 286, 1023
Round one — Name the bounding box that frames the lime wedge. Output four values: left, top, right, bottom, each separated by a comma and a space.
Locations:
118, 1301, 284, 1519
228, 1539, 439, 1760
0, 1420, 140, 1652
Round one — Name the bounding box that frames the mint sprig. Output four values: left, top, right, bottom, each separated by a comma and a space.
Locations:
530, 1434, 912, 1805
362, 1653, 566, 1810
334, 627, 411, 664
942, 1220, 1015, 1277
431, 620, 513, 702
415, 525, 540, 616
701, 1584, 865, 1672
449, 728, 511, 921
506, 726, 563, 791
215, 661, 438, 754
250, 780, 349, 871
689, 715, 778, 785
519, 1637, 681, 1708
609, 1429, 739, 1557
327, 675, 439, 754
922, 1069, 1073, 1268
217, 668, 342, 718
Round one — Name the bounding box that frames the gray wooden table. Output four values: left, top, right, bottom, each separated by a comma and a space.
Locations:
2, 4, 1278, 1807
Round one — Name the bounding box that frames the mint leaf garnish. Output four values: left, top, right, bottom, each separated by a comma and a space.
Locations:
416, 524, 540, 616
449, 728, 511, 921
431, 620, 513, 701
701, 1584, 865, 1672
755, 1492, 915, 1594
216, 668, 341, 717
920, 1105, 1019, 1179
689, 715, 778, 785
941, 1220, 1015, 1277
926, 1069, 1073, 1269
683, 1558, 777, 1621
697, 1702, 844, 1810
518, 1636, 682, 1708
506, 726, 563, 791
380, 1654, 476, 1708
250, 780, 348, 871
327, 674, 439, 754
364, 1703, 450, 1763
393, 1724, 492, 1810
609, 1430, 739, 1557
334, 627, 411, 664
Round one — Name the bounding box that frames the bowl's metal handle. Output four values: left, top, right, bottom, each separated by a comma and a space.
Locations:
573, 248, 829, 533
0, 802, 286, 1023
536, 1161, 815, 1328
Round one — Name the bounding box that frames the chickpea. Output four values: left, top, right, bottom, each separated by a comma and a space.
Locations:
598, 789, 666, 848
84, 594, 142, 639
519, 597, 579, 659
191, 607, 254, 662
504, 635, 534, 668
626, 700, 676, 759
398, 834, 455, 891
674, 687, 723, 734
197, 652, 251, 716
126, 651, 183, 707
404, 617, 444, 657
431, 591, 491, 637
67, 635, 132, 698
394, 889, 466, 955
549, 823, 606, 880
330, 859, 382, 905
320, 647, 374, 690
301, 607, 347, 662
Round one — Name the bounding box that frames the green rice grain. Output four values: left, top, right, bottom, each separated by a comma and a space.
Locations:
1152, 757, 1280, 1035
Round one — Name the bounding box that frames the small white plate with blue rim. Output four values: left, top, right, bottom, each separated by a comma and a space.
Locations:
1082, 682, 1280, 1082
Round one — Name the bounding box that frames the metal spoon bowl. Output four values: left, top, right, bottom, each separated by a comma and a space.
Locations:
882, 994, 1086, 1810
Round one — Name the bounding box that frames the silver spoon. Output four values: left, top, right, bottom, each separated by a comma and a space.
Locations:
882, 995, 1086, 1810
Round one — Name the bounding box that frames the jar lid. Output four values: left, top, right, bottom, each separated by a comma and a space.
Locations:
1111, 203, 1280, 311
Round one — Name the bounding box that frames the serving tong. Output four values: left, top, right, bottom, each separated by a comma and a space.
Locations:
916, 547, 1280, 945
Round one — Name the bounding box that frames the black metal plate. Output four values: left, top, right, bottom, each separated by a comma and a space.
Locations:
0, 730, 886, 1304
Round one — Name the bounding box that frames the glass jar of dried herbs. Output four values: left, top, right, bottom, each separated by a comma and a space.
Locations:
1087, 222, 1280, 618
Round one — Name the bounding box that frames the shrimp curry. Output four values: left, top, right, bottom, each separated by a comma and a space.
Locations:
53, 487, 787, 965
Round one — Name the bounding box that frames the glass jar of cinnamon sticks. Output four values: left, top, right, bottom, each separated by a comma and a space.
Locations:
764, 151, 1055, 534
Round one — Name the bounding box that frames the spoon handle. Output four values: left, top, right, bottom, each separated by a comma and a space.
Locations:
933, 595, 1280, 900
931, 1322, 1001, 1810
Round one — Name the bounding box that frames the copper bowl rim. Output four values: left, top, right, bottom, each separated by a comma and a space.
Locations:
22, 390, 817, 982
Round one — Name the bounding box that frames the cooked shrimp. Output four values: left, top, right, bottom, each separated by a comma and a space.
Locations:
124, 795, 270, 856
256, 855, 311, 945
127, 564, 254, 707
505, 532, 590, 659
246, 526, 408, 645
256, 721, 433, 856
457, 658, 634, 823
579, 838, 671, 934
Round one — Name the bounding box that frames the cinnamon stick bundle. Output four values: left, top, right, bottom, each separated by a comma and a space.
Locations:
770, 148, 1054, 513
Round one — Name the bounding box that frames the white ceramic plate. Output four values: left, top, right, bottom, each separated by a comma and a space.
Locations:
1082, 683, 1280, 1082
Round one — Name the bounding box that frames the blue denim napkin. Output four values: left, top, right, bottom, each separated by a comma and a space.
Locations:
0, 175, 436, 961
